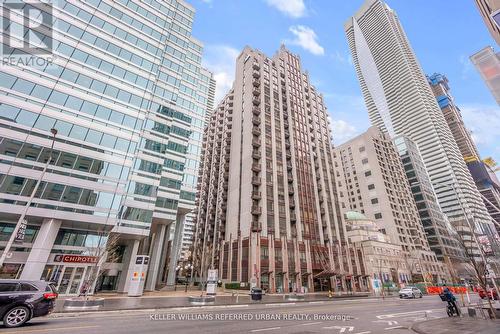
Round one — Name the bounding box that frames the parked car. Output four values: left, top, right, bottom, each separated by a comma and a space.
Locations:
0, 280, 58, 328
478, 287, 499, 300
399, 287, 423, 299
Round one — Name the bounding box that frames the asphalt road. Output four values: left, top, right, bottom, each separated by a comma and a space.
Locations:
1, 295, 480, 334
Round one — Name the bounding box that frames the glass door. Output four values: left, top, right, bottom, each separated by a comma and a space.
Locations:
58, 267, 74, 295
69, 267, 85, 295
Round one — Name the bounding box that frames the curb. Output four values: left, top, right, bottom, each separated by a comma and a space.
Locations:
51, 295, 379, 316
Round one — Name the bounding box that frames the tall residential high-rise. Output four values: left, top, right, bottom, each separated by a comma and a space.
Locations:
194, 46, 365, 294
344, 0, 497, 257
334, 127, 448, 283
470, 46, 500, 105
427, 73, 480, 162
393, 136, 464, 268
474, 0, 500, 45
0, 0, 213, 294
427, 73, 500, 240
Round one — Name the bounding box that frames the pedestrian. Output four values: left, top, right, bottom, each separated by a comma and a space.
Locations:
443, 287, 460, 316
79, 282, 89, 298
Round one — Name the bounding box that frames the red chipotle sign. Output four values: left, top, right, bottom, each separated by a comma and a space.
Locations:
54, 255, 98, 264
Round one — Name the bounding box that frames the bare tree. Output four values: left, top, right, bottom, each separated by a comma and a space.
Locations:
79, 231, 121, 300
454, 224, 497, 319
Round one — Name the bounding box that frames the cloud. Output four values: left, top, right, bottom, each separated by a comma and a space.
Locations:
459, 55, 473, 79
202, 45, 240, 103
460, 103, 500, 147
329, 119, 358, 146
286, 25, 324, 56
264, 0, 306, 18
331, 51, 353, 65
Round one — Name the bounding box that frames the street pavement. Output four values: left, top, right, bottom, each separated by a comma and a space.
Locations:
2, 295, 482, 334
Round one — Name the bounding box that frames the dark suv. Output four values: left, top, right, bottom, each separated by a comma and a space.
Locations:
0, 280, 58, 328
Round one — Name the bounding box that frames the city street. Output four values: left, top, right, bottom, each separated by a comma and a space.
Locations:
1, 295, 468, 334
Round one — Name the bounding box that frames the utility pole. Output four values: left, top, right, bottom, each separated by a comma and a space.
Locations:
0, 128, 58, 268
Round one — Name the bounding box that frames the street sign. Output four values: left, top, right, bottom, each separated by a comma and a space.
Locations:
14, 219, 27, 243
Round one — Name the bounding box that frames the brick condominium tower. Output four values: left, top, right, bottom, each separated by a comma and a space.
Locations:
194, 46, 363, 293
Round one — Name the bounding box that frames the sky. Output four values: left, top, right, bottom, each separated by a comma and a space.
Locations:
191, 0, 500, 166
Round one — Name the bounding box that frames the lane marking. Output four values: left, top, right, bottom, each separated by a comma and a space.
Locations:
376, 309, 441, 319
309, 301, 325, 304
373, 320, 398, 326
384, 326, 405, 330
322, 325, 354, 332
353, 332, 371, 334
299, 321, 323, 326
3, 325, 100, 334
265, 303, 295, 306
250, 327, 281, 332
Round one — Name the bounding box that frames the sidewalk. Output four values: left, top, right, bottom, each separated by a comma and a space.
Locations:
54, 290, 372, 313
411, 317, 500, 334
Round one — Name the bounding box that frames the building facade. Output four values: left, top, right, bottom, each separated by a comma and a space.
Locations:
333, 127, 447, 283
474, 0, 500, 45
427, 73, 480, 162
194, 46, 365, 294
345, 211, 411, 288
470, 47, 500, 105
393, 136, 464, 273
0, 0, 213, 295
345, 0, 497, 259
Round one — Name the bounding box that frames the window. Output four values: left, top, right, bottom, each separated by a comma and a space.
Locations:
368, 184, 375, 190
371, 198, 379, 204
362, 158, 368, 164
19, 283, 38, 292
365, 171, 372, 177
359, 146, 365, 152
0, 283, 18, 292
375, 213, 382, 219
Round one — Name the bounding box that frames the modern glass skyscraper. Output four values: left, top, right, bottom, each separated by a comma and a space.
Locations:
344, 0, 497, 258
0, 0, 213, 295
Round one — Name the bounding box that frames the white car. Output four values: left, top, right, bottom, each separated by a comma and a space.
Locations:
399, 287, 423, 299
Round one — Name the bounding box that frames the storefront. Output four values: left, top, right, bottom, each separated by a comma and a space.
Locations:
41, 254, 98, 296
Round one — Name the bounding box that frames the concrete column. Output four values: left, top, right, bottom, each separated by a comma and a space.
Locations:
20, 218, 61, 280
145, 223, 167, 291
166, 214, 185, 285
117, 239, 139, 293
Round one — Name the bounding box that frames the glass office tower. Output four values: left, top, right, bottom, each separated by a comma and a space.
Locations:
0, 0, 213, 294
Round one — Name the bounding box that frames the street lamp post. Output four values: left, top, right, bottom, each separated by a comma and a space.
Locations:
184, 263, 192, 292
0, 128, 58, 269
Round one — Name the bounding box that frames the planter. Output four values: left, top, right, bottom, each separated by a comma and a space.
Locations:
63, 298, 105, 311
188, 296, 215, 305
285, 294, 305, 301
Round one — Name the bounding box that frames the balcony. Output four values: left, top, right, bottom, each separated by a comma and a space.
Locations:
253, 88, 260, 96
252, 62, 260, 70
252, 150, 261, 160
252, 162, 261, 172
252, 127, 261, 136
251, 220, 261, 232
252, 176, 261, 185
288, 187, 294, 195
252, 70, 260, 78
289, 200, 295, 209
252, 116, 261, 125
252, 138, 261, 147
252, 191, 261, 200
287, 162, 293, 170
252, 97, 261, 106
252, 107, 260, 115
252, 79, 260, 87
290, 213, 297, 222
251, 205, 262, 215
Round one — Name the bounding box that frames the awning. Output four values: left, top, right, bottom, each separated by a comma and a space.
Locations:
314, 269, 337, 278
261, 271, 273, 275
276, 271, 287, 275
301, 272, 312, 276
